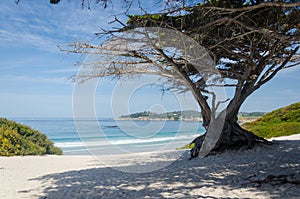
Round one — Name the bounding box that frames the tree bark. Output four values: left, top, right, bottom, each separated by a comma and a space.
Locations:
190, 113, 270, 159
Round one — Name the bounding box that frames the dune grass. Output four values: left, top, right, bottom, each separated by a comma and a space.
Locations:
242, 102, 300, 139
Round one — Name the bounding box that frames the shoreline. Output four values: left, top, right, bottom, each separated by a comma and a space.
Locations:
115, 117, 258, 123
115, 117, 203, 122
1, 134, 299, 198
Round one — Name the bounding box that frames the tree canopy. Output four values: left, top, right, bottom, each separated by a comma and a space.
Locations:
63, 0, 300, 157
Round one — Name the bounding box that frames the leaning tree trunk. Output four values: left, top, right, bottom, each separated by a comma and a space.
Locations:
190, 113, 270, 159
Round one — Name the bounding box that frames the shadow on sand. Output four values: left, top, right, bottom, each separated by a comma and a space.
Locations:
29, 140, 299, 199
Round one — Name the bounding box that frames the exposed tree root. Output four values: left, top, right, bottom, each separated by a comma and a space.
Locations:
189, 122, 271, 160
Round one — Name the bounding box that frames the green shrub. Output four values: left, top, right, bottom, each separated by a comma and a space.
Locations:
177, 142, 195, 150
0, 118, 62, 156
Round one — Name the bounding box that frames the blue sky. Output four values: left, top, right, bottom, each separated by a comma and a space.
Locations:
0, 0, 299, 118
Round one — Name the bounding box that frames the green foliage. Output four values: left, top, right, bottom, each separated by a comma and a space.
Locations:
257, 102, 300, 123
125, 1, 299, 87
242, 102, 300, 138
126, 14, 165, 24
177, 142, 195, 150
0, 118, 62, 156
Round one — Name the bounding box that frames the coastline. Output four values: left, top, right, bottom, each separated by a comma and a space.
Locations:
115, 117, 203, 122
115, 117, 258, 123
0, 134, 299, 198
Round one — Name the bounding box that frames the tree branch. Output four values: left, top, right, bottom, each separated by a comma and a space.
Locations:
255, 46, 300, 89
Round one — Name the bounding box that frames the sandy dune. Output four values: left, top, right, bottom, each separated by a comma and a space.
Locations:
0, 134, 299, 199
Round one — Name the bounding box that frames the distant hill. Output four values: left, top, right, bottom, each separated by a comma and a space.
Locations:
119, 110, 202, 121
239, 112, 265, 118
0, 118, 62, 156
242, 102, 300, 138
119, 110, 265, 121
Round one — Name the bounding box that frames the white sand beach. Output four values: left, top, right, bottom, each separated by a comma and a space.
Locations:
0, 134, 299, 199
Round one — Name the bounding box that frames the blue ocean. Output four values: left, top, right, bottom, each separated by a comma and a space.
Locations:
15, 119, 205, 155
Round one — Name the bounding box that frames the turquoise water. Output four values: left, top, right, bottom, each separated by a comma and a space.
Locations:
15, 119, 205, 155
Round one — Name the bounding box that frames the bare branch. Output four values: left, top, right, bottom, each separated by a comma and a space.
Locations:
255, 46, 300, 89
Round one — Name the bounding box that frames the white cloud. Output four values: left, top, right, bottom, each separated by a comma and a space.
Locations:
0, 1, 125, 53
0, 29, 60, 52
